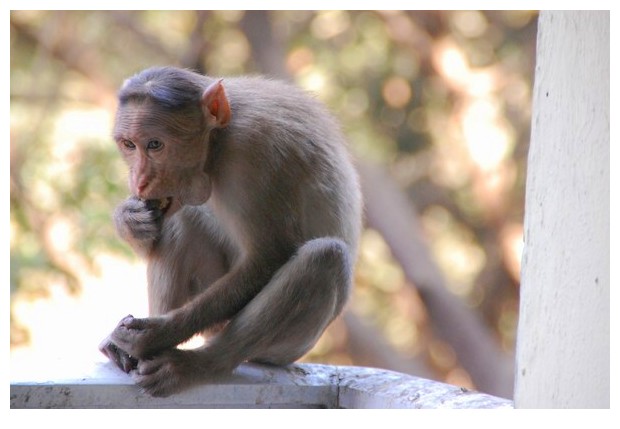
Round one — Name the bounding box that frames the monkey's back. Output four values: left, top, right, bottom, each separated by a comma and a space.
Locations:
206, 76, 362, 257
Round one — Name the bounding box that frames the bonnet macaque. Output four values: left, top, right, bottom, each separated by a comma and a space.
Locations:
99, 66, 362, 397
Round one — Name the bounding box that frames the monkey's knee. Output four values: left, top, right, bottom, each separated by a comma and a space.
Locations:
259, 237, 353, 348
297, 237, 353, 304
300, 236, 348, 256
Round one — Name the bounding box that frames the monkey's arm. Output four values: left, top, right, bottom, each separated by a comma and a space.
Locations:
114, 196, 164, 257
109, 259, 275, 359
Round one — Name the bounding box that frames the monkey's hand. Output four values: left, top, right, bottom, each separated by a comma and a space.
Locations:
113, 196, 165, 256
98, 336, 138, 373
110, 314, 182, 359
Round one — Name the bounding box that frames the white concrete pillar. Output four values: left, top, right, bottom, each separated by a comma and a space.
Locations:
515, 11, 609, 408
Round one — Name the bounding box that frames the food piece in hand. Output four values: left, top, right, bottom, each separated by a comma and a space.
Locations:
144, 197, 172, 213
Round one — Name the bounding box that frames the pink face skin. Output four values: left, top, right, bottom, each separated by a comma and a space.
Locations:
114, 102, 212, 216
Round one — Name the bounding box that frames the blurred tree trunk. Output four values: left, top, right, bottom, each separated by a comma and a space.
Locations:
179, 11, 211, 73
240, 11, 289, 80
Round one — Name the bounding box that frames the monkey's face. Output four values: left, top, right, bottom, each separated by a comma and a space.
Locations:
113, 101, 212, 215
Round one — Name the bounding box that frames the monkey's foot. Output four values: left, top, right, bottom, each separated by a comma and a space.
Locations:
132, 349, 200, 397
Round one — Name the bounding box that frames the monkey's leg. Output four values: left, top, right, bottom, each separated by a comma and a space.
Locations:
224, 236, 353, 366
132, 237, 352, 397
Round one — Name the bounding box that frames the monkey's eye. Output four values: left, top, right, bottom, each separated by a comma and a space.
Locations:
121, 140, 136, 150
147, 139, 164, 151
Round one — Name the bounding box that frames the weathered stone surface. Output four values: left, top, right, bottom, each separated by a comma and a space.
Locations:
10, 361, 512, 409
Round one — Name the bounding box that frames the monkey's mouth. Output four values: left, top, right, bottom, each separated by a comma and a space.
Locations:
145, 197, 173, 214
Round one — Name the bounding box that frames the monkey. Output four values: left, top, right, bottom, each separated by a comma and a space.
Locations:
98, 66, 362, 397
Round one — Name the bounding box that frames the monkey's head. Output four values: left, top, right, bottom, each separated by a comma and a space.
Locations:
113, 67, 231, 216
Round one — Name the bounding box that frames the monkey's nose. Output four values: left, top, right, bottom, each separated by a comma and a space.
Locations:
137, 180, 149, 196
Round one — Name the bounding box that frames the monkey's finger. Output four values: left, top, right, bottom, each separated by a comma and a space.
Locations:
126, 197, 165, 217
136, 358, 161, 376
133, 361, 178, 397
127, 209, 162, 225
129, 208, 162, 221
123, 198, 151, 213
109, 345, 137, 373
116, 314, 135, 328
119, 353, 139, 373
133, 373, 169, 398
120, 315, 150, 330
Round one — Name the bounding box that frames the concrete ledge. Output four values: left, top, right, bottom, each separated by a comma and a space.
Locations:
10, 362, 512, 409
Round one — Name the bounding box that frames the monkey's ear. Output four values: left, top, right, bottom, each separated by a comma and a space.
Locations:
202, 79, 231, 128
